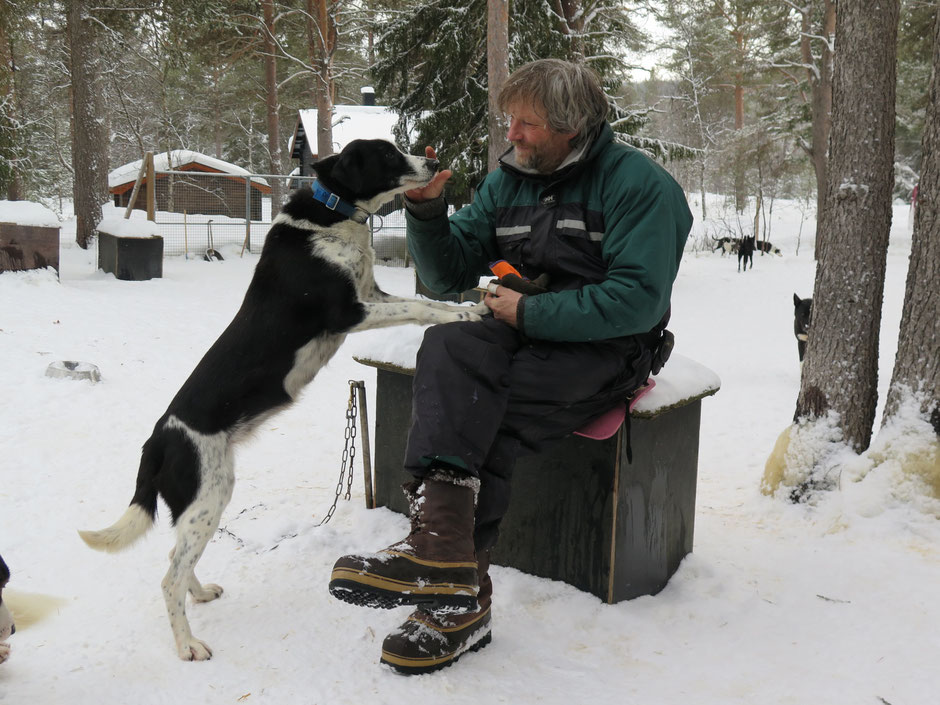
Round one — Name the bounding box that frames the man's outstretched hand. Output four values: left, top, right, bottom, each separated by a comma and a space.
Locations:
405, 146, 452, 202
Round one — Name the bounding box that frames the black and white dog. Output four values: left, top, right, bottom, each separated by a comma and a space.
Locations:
712, 236, 738, 256
0, 554, 13, 664
756, 240, 782, 256
793, 294, 813, 362
79, 139, 484, 661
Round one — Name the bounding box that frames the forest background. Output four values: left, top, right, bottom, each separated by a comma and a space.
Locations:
0, 0, 932, 225
0, 0, 938, 497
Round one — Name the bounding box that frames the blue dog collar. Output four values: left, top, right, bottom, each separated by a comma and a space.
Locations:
310, 181, 370, 223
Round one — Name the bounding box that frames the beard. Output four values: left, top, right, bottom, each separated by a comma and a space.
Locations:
512, 140, 569, 174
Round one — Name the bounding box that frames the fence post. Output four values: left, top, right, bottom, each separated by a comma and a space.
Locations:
242, 176, 252, 256
145, 152, 155, 222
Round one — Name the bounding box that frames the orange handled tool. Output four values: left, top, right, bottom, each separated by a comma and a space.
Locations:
489, 260, 524, 279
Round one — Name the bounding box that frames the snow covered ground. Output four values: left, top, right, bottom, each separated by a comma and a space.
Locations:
1, 196, 937, 704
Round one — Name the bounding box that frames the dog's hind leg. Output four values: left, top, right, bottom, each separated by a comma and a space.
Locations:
162, 438, 235, 661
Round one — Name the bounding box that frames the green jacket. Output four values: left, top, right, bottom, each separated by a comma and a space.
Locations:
406, 124, 693, 342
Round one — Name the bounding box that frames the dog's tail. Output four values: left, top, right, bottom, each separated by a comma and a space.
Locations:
79, 432, 162, 553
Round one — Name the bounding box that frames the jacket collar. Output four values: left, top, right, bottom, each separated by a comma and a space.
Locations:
310, 180, 371, 223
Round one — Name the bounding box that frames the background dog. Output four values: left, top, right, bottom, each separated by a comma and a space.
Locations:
712, 236, 738, 256
793, 294, 813, 362
756, 241, 782, 256
79, 139, 484, 661
0, 554, 14, 664
738, 235, 755, 272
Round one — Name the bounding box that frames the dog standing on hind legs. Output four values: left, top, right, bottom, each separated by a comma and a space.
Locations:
79, 139, 485, 661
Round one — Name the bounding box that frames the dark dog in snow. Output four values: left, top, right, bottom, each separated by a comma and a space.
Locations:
0, 554, 13, 664
793, 294, 812, 362
79, 139, 485, 661
737, 235, 755, 272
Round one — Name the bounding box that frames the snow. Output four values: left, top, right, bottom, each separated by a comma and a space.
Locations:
108, 151, 271, 188
290, 105, 413, 156
1, 196, 937, 704
96, 216, 160, 239
353, 330, 721, 415
0, 200, 60, 228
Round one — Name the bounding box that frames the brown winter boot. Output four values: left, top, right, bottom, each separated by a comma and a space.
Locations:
380, 551, 493, 675
329, 470, 479, 612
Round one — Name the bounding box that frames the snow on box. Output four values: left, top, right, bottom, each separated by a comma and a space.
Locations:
96, 216, 161, 239
0, 200, 60, 228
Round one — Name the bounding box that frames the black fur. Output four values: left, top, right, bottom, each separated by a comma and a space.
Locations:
737, 236, 755, 272
793, 293, 812, 362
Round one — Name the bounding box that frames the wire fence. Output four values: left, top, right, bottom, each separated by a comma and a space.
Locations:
124, 169, 410, 266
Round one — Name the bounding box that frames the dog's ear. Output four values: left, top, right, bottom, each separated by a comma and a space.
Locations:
312, 154, 340, 182
324, 148, 365, 193
794, 293, 801, 307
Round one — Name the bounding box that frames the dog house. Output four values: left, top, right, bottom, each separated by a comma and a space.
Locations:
108, 151, 272, 221
0, 200, 61, 276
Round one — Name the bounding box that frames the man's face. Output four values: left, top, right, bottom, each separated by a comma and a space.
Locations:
505, 102, 577, 174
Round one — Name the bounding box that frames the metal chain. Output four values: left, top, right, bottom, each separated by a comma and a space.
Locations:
317, 380, 359, 526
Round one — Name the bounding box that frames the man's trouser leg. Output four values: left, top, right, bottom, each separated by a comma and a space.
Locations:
330, 318, 643, 635
405, 317, 645, 552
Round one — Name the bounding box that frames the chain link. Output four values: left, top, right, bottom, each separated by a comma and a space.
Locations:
318, 380, 360, 526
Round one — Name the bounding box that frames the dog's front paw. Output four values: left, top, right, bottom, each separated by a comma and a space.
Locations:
453, 302, 488, 322
0, 642, 10, 664
179, 638, 213, 661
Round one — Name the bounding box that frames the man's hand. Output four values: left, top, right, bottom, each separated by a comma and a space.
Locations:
405, 146, 452, 202
484, 285, 523, 328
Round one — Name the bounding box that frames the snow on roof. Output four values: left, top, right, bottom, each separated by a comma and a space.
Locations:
108, 150, 270, 189
289, 105, 408, 156
0, 200, 60, 228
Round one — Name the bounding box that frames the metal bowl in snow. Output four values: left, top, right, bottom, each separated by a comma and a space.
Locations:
45, 360, 101, 383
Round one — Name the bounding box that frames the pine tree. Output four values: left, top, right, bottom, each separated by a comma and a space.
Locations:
370, 0, 643, 199
763, 0, 902, 499
67, 0, 109, 248
878, 3, 939, 476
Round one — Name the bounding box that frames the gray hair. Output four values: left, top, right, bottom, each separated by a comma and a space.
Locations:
497, 59, 610, 147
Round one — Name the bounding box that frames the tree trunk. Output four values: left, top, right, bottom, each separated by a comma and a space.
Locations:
0, 14, 22, 200
883, 6, 940, 431
804, 0, 835, 257
67, 0, 108, 249
306, 0, 335, 159
795, 0, 900, 452
733, 45, 746, 212
261, 0, 285, 215
487, 0, 509, 172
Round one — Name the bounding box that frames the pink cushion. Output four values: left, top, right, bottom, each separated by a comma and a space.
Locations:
573, 380, 656, 440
